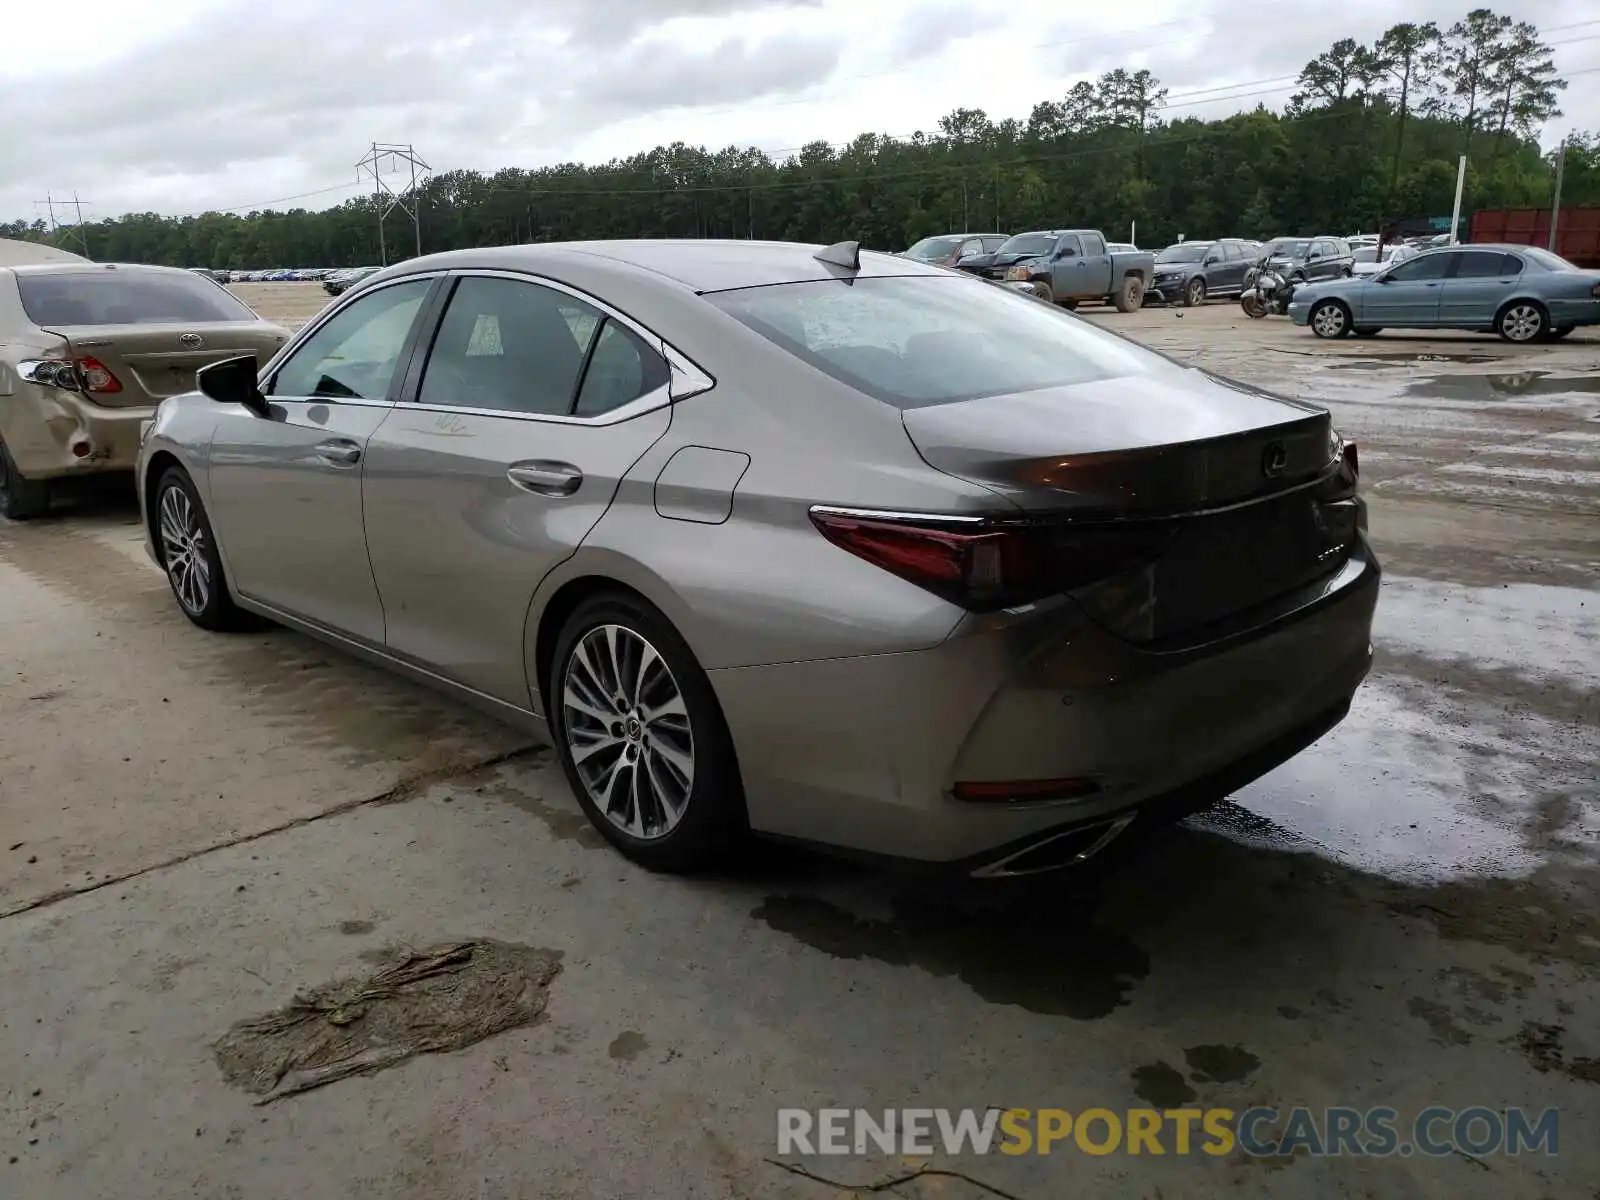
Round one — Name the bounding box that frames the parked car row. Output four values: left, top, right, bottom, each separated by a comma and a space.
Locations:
324, 266, 381, 295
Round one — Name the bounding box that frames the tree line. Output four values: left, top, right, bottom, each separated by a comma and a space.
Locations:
3, 7, 1592, 268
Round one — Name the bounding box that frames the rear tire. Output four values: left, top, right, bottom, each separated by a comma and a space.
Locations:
0, 437, 51, 520
1183, 277, 1206, 307
1113, 275, 1144, 313
1309, 299, 1352, 339
1496, 300, 1548, 343
154, 466, 254, 631
549, 592, 745, 873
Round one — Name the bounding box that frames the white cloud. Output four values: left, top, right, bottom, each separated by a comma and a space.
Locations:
3, 0, 1596, 222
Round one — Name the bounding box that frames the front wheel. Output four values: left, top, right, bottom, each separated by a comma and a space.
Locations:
1183, 277, 1206, 307
1241, 294, 1267, 319
1030, 280, 1055, 305
550, 592, 745, 872
1112, 275, 1145, 313
155, 467, 254, 631
1309, 299, 1352, 339
0, 437, 51, 520
1496, 301, 1548, 343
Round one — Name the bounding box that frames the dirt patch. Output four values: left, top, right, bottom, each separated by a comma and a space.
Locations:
214, 940, 562, 1102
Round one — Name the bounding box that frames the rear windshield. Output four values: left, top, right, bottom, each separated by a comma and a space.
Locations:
1520, 246, 1575, 272
16, 270, 256, 327
706, 275, 1164, 409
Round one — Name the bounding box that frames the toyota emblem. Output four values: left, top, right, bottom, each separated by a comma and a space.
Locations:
1261, 441, 1289, 479
178, 333, 204, 349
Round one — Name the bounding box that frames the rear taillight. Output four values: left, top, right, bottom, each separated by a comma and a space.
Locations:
17, 357, 122, 394
74, 356, 122, 394
808, 507, 1171, 613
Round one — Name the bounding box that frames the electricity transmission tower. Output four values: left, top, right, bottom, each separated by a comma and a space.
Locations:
33, 193, 92, 257
356, 143, 430, 266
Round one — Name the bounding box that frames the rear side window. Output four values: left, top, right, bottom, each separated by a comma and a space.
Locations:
574, 320, 671, 416
17, 270, 256, 326
1081, 232, 1106, 255
1452, 251, 1512, 279
707, 275, 1165, 410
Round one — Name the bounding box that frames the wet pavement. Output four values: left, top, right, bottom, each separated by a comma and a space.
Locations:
0, 299, 1596, 1198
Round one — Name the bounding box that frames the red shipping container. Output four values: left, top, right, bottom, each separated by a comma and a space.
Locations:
1470, 207, 1600, 267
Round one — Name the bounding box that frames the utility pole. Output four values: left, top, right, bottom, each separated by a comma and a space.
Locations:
994, 166, 1000, 232
1448, 155, 1467, 245
1549, 138, 1567, 253
356, 143, 430, 266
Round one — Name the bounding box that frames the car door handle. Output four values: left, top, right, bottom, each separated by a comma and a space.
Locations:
314, 439, 361, 466
507, 461, 583, 496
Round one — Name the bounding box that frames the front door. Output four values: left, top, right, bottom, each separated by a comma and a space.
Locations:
1361, 252, 1450, 327
206, 276, 436, 642
1437, 249, 1520, 327
361, 273, 673, 707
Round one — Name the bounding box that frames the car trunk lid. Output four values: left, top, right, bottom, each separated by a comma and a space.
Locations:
899, 372, 1354, 644
40, 323, 290, 408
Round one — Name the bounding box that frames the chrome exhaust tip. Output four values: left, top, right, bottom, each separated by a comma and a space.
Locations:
969, 812, 1138, 879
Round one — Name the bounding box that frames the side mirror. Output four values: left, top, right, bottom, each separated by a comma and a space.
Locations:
1204, 255, 1221, 266
197, 354, 270, 418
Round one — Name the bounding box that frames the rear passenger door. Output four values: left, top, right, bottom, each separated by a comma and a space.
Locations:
1219, 242, 1250, 293
359, 272, 674, 707
1075, 231, 1114, 298
1436, 250, 1521, 327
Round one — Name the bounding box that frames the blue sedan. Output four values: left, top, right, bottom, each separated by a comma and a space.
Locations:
1288, 243, 1600, 343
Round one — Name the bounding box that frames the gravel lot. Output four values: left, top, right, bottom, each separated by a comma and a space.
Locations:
1, 284, 1596, 1199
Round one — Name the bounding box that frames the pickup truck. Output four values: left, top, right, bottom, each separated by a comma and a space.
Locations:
957, 229, 1155, 312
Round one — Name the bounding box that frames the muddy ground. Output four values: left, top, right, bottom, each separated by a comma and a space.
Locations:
1, 286, 1596, 1198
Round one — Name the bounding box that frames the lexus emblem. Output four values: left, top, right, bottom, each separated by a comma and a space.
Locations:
178, 333, 204, 349
1261, 441, 1289, 479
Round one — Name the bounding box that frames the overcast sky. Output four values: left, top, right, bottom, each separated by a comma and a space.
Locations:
4, 0, 1597, 224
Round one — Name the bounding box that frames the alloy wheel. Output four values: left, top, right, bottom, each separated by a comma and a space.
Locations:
561, 623, 694, 841
1311, 303, 1347, 337
1501, 304, 1543, 342
158, 484, 212, 615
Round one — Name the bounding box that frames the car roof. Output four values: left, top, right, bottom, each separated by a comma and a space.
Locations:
0, 238, 90, 267
5, 261, 197, 278
376, 239, 950, 294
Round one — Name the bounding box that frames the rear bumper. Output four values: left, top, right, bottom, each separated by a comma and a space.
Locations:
1546, 297, 1600, 326
712, 541, 1379, 870
0, 386, 153, 479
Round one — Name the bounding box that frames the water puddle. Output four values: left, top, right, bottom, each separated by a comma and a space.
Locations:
1404, 371, 1600, 400
1328, 352, 1502, 369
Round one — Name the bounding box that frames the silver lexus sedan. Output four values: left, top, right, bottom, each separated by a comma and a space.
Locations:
137, 239, 1378, 877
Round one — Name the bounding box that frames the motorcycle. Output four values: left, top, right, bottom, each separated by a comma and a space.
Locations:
1240, 263, 1294, 318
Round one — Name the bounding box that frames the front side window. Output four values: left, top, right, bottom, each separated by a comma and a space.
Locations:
1385, 253, 1452, 282
707, 274, 1168, 410
269, 279, 432, 400
1056, 235, 1082, 258
17, 268, 258, 327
